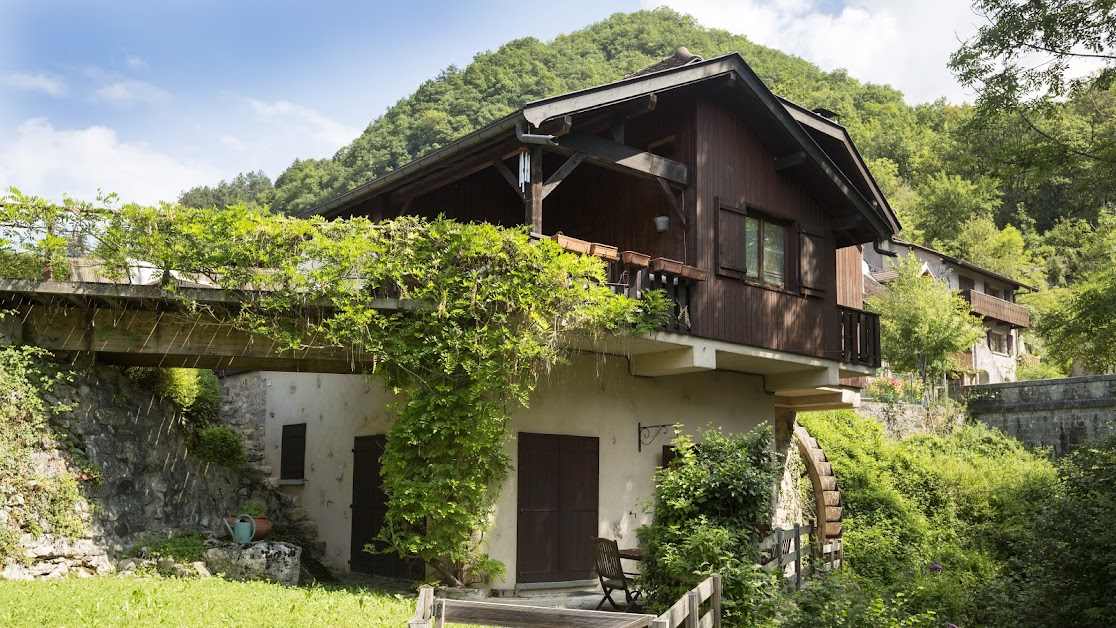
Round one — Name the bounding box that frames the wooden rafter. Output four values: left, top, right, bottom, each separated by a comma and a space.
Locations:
554, 132, 690, 185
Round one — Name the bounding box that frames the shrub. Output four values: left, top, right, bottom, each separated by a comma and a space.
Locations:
127, 367, 222, 428
135, 532, 208, 564
798, 410, 1057, 625
1010, 435, 1116, 627
192, 425, 247, 469
636, 425, 782, 623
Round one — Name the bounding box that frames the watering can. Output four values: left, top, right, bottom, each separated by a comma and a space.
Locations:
224, 514, 257, 544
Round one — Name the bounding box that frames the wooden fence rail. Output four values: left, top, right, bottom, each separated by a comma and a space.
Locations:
408, 574, 723, 628
651, 573, 721, 628
758, 523, 842, 590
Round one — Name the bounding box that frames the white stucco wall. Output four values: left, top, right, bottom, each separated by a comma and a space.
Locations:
253, 353, 774, 587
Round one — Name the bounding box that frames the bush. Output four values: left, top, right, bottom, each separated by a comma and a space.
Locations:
127, 368, 222, 427
192, 425, 247, 469
135, 532, 208, 564
798, 410, 1057, 625
636, 425, 781, 623
1009, 435, 1116, 627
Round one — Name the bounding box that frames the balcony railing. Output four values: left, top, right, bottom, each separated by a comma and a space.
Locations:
605, 257, 695, 334
838, 306, 881, 367
962, 290, 1030, 327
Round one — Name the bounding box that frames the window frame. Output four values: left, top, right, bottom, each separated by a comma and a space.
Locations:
280, 423, 307, 481
987, 331, 1009, 355
716, 201, 796, 292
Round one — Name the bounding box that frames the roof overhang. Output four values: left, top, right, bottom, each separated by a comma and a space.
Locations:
306, 53, 901, 246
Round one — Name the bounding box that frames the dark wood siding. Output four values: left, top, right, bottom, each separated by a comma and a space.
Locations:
690, 98, 837, 360
835, 245, 864, 308
517, 433, 599, 584
351, 435, 422, 579
280, 423, 306, 480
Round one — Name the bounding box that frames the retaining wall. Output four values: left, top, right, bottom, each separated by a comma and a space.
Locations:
964, 375, 1116, 455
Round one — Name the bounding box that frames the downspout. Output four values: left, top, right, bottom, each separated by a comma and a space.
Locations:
515, 121, 555, 145
874, 240, 898, 258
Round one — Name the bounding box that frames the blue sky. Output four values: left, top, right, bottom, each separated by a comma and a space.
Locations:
0, 0, 979, 204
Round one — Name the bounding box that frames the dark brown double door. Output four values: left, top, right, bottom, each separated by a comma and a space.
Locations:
350, 435, 423, 579
517, 433, 599, 584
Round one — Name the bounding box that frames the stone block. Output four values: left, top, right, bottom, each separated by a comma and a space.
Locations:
204, 541, 301, 586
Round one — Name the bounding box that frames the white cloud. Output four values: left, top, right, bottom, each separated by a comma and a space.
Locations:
94, 80, 168, 106
125, 54, 148, 71
248, 98, 359, 150
2, 71, 67, 97
0, 118, 221, 205
647, 0, 981, 104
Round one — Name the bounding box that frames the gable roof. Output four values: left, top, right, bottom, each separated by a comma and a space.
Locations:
306, 52, 901, 244
893, 239, 1036, 291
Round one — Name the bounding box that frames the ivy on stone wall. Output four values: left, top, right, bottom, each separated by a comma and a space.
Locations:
0, 346, 87, 563
0, 190, 669, 585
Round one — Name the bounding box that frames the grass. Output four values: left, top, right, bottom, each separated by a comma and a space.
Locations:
0, 577, 417, 627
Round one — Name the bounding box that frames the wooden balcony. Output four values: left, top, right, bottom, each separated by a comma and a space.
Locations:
962, 289, 1030, 328
604, 257, 696, 335
837, 306, 881, 367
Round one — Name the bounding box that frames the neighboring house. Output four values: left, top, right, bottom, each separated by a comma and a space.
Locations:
864, 239, 1033, 384
233, 49, 900, 589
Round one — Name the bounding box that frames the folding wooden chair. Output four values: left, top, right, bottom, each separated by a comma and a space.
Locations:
592, 537, 643, 612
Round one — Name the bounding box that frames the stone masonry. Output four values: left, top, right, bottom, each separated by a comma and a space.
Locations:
965, 375, 1116, 455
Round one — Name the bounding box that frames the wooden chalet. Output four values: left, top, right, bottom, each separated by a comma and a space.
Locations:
305, 49, 898, 404
234, 48, 902, 588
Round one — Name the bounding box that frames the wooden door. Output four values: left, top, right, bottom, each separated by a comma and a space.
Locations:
517, 433, 599, 583
350, 435, 422, 578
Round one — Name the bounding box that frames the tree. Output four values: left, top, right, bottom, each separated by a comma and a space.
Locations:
940, 216, 1040, 283
951, 0, 1116, 166
866, 255, 986, 389
1036, 266, 1116, 372
178, 170, 273, 210
911, 172, 1002, 246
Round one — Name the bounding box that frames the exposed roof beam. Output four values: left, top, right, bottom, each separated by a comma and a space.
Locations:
553, 132, 690, 185
774, 151, 807, 172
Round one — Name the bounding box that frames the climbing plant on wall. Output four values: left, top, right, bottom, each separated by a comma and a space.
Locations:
0, 188, 669, 585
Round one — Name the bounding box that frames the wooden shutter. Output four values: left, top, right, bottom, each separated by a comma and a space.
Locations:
800, 231, 825, 292
280, 423, 306, 480
717, 204, 748, 274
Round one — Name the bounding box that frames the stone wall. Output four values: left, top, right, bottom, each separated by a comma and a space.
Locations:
2, 364, 271, 580
965, 375, 1116, 456
857, 402, 929, 438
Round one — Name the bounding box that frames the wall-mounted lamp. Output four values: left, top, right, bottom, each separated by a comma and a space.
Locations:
653, 215, 669, 232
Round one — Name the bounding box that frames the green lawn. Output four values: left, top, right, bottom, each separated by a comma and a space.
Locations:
0, 577, 417, 627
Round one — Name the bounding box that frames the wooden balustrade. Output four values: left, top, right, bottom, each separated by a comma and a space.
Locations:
837, 306, 881, 367
962, 289, 1030, 327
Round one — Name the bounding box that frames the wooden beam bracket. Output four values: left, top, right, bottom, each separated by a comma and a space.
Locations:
656, 177, 687, 229
555, 132, 690, 185
540, 152, 586, 201
492, 159, 524, 200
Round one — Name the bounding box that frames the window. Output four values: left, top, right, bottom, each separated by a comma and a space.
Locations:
718, 203, 790, 289
988, 331, 1008, 355
958, 276, 975, 292
280, 423, 307, 480
985, 285, 1003, 300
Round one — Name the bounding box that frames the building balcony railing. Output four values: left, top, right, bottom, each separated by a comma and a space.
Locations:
962, 289, 1030, 328
604, 255, 698, 335
837, 306, 882, 368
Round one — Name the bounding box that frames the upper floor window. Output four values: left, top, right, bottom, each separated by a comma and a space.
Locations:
958, 275, 975, 292
718, 203, 795, 290
985, 285, 1003, 300
988, 331, 1010, 355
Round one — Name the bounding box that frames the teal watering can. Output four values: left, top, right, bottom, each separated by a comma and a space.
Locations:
224, 514, 257, 544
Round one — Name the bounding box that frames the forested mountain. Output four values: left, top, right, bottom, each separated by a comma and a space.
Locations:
179, 7, 1116, 374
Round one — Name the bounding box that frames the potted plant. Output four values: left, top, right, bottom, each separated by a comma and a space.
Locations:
223, 499, 272, 541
